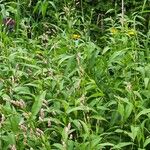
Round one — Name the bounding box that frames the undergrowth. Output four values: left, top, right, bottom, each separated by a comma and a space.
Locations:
0, 0, 150, 150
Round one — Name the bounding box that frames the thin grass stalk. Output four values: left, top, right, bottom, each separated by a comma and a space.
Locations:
121, 0, 124, 27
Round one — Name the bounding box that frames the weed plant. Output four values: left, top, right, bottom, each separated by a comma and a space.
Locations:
0, 0, 150, 150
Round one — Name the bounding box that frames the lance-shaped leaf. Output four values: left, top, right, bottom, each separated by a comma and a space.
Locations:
135, 109, 150, 120
31, 91, 46, 117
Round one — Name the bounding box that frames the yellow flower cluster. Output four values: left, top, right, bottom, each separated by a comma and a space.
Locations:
127, 29, 136, 36
72, 34, 81, 40
110, 27, 118, 35
109, 27, 137, 36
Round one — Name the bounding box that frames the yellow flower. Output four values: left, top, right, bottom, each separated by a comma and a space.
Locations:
127, 29, 136, 36
72, 34, 81, 40
110, 27, 118, 35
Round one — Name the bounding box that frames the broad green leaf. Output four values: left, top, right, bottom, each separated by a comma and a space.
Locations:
99, 142, 114, 147
112, 142, 133, 149
25, 83, 40, 88
61, 126, 68, 142
10, 114, 21, 133
71, 119, 82, 130
19, 63, 41, 70
31, 91, 46, 117
118, 102, 124, 119
133, 91, 143, 100
79, 120, 89, 134
12, 86, 30, 95
49, 1, 57, 10
130, 126, 139, 141
144, 138, 150, 148
135, 109, 150, 120
142, 90, 150, 98
53, 143, 64, 150
66, 106, 96, 114
124, 103, 133, 121
41, 0, 48, 18
1, 133, 16, 146
144, 78, 149, 89
88, 92, 104, 99
33, 1, 41, 13
115, 129, 124, 133
105, 9, 115, 14
109, 50, 127, 64
102, 46, 110, 55
91, 137, 102, 148
68, 140, 74, 150
90, 115, 107, 122
58, 54, 74, 66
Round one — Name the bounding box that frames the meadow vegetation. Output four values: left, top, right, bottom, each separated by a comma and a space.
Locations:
0, 0, 150, 149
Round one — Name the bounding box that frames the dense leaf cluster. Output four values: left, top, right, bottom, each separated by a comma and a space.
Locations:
0, 0, 150, 149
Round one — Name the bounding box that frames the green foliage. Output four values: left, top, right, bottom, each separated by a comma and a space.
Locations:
0, 0, 150, 150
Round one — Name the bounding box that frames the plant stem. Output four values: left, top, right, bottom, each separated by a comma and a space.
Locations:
121, 0, 124, 27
